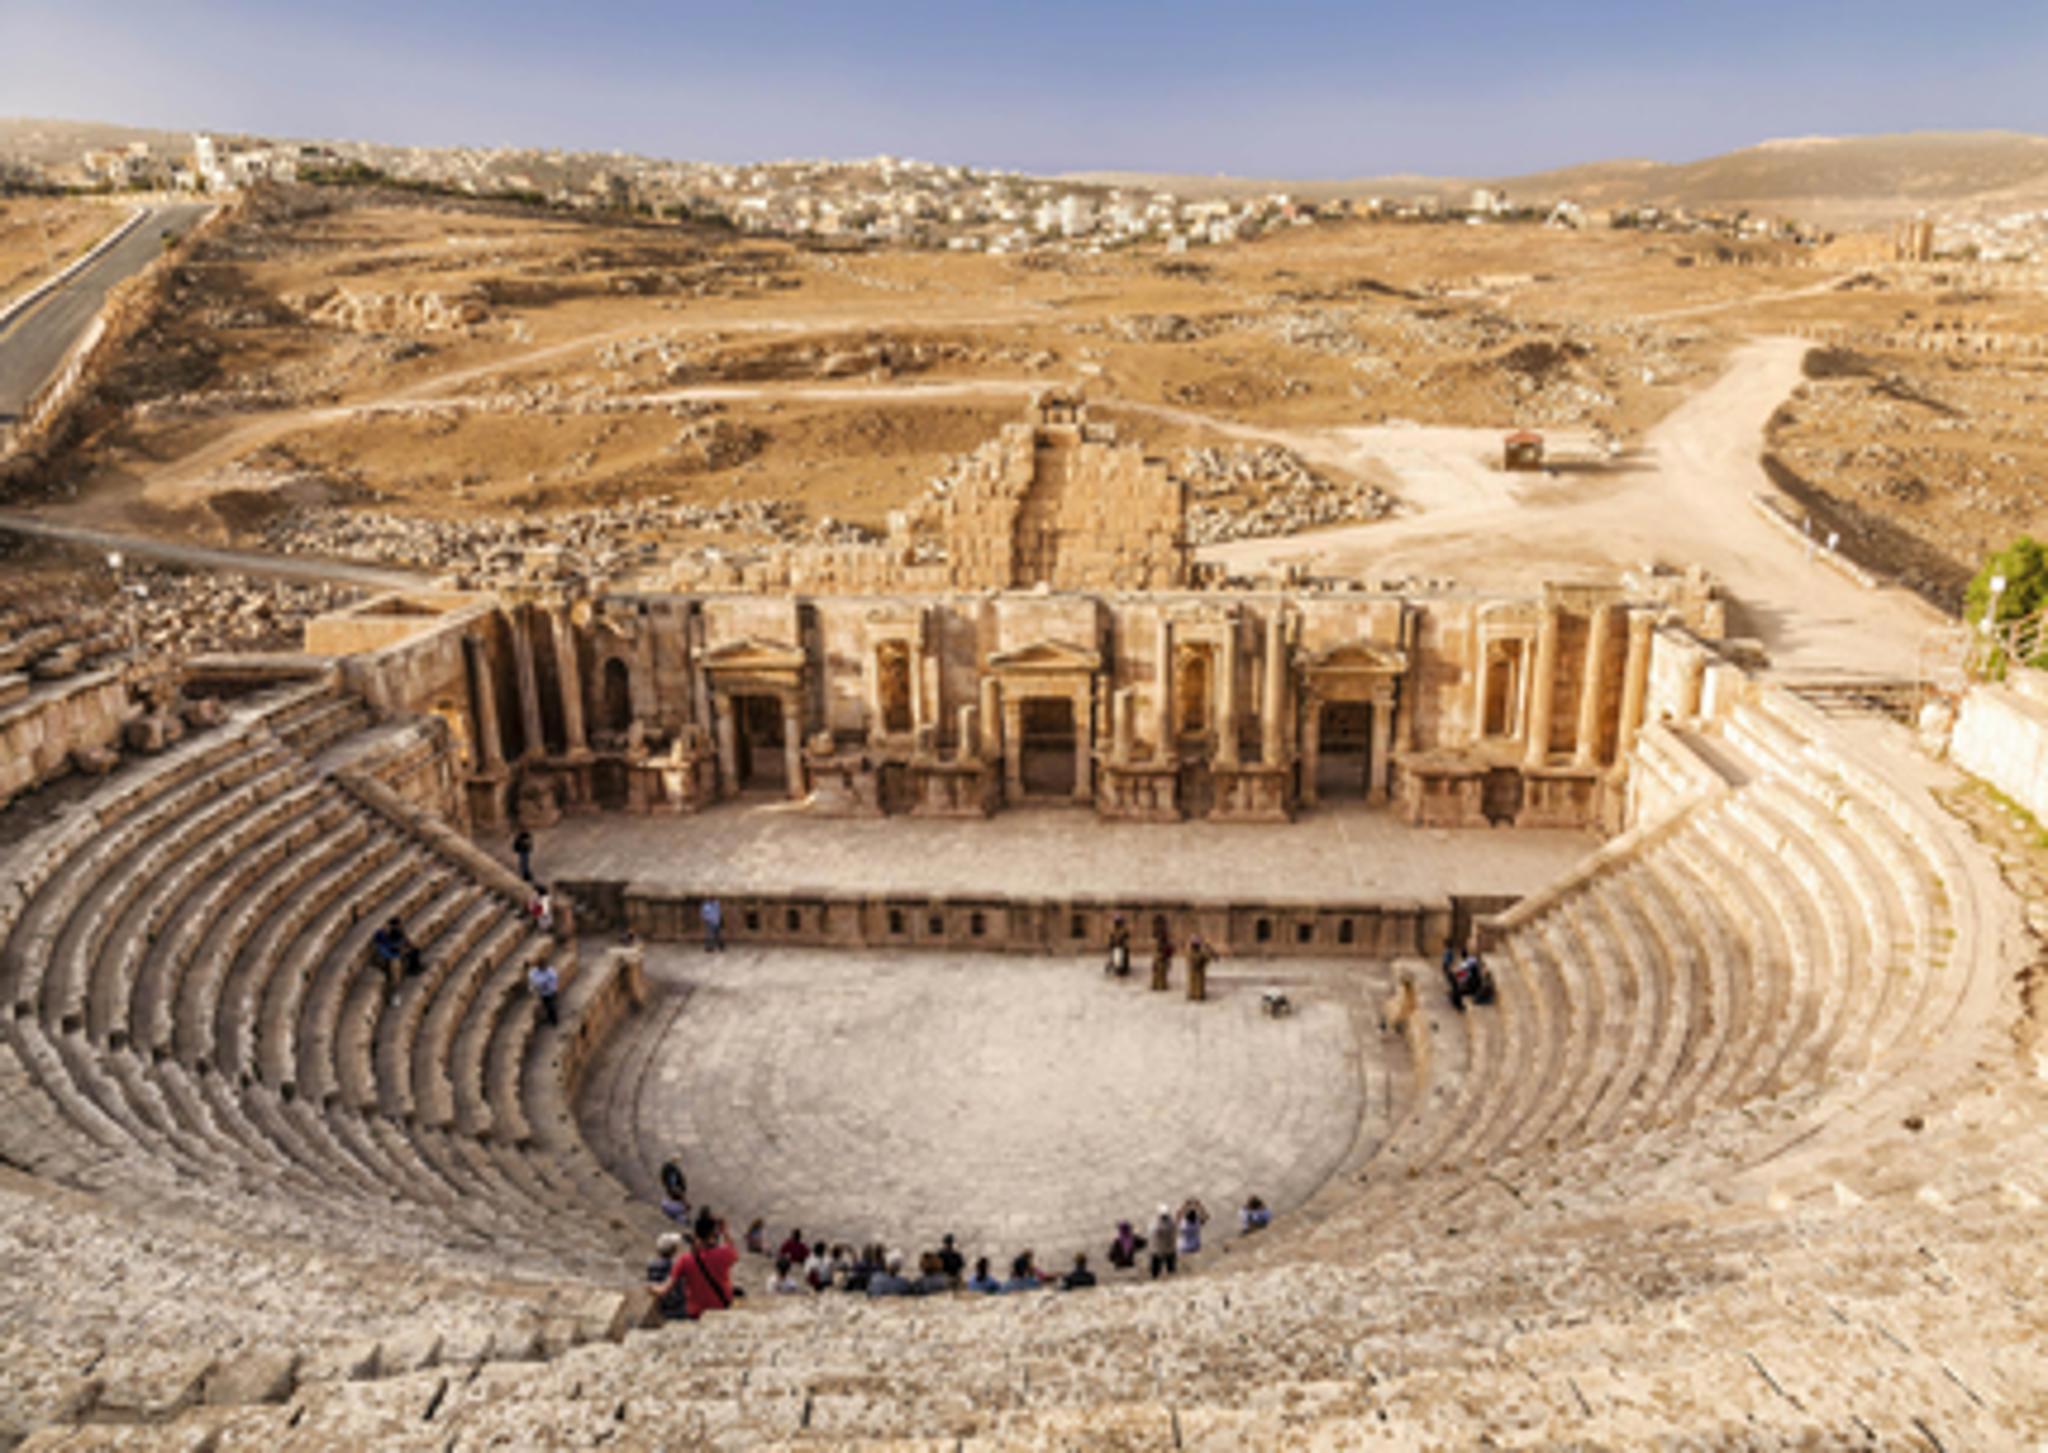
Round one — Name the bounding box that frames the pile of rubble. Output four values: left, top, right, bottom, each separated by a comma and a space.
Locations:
105, 566, 362, 658
287, 286, 492, 334
255, 496, 869, 587
0, 547, 359, 672
1178, 445, 1396, 544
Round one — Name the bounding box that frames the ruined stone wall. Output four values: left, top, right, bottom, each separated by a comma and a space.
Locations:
1950, 667, 2048, 823
662, 396, 1188, 596
0, 672, 130, 808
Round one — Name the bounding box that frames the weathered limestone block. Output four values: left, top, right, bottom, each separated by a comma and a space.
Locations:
202, 1349, 300, 1406
123, 711, 185, 753
69, 744, 119, 775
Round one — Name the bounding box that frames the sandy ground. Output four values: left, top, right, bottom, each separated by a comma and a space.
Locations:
19, 192, 1792, 538
1199, 337, 1948, 676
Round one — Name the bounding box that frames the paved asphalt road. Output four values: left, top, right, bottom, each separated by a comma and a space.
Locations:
0, 202, 212, 424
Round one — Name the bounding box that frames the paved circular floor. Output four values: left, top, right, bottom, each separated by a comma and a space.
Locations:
616, 946, 1382, 1265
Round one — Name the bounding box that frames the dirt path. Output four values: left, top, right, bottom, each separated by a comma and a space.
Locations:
0, 509, 422, 589
1199, 336, 1947, 677
98, 303, 1064, 518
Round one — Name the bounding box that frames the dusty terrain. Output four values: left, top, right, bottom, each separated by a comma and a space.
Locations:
1761, 337, 2048, 612
0, 196, 121, 309
12, 187, 1770, 540
3, 182, 2046, 621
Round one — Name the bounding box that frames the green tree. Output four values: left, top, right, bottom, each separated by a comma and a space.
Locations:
1967, 536, 2048, 672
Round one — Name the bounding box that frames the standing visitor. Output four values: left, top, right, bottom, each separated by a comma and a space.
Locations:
528, 885, 555, 937
701, 896, 725, 953
1178, 1199, 1210, 1260
1148, 1207, 1178, 1279
1150, 914, 1174, 992
512, 828, 535, 883
1186, 936, 1213, 1001
1105, 914, 1132, 977
649, 1216, 738, 1322
527, 959, 560, 1026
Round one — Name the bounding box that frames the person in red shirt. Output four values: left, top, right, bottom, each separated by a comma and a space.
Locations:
650, 1217, 739, 1321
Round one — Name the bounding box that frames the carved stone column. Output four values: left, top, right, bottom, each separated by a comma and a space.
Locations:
957, 704, 979, 765
510, 609, 546, 760
1299, 691, 1321, 807
1370, 692, 1395, 803
1072, 683, 1092, 803
980, 676, 1002, 762
921, 655, 942, 748
1152, 616, 1173, 760
1215, 622, 1239, 767
1003, 697, 1025, 800
689, 614, 712, 733
1617, 610, 1654, 756
1261, 609, 1287, 767
1573, 604, 1615, 768
714, 694, 738, 797
550, 606, 588, 756
1523, 602, 1561, 768
863, 646, 885, 748
464, 635, 504, 772
782, 695, 804, 799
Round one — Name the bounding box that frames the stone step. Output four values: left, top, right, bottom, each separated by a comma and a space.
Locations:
172, 813, 376, 1067
8, 746, 294, 1024
136, 789, 353, 1059
1693, 804, 1821, 1100
388, 915, 525, 1125
1588, 870, 1689, 1132
249, 849, 420, 1094
85, 775, 325, 1046
305, 877, 475, 1110
220, 830, 405, 1082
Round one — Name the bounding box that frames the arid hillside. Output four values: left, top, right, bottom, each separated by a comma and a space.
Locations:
15, 184, 1782, 547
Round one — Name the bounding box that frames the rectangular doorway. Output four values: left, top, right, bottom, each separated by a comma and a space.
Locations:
734, 693, 787, 792
1019, 696, 1077, 798
1316, 701, 1373, 801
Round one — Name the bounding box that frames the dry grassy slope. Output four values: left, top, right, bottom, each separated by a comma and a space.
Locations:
1092, 132, 2048, 223
1504, 131, 2048, 221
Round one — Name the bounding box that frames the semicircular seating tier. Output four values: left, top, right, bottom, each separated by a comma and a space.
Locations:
0, 668, 2040, 1449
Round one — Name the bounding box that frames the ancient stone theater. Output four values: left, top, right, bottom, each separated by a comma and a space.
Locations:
0, 391, 2043, 1448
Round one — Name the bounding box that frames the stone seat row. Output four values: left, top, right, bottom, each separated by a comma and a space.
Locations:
31, 1160, 2041, 1452
1388, 691, 1965, 1211
0, 1159, 636, 1447
0, 684, 651, 1285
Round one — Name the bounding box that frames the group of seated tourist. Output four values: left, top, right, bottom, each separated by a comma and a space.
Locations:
646, 1169, 1278, 1320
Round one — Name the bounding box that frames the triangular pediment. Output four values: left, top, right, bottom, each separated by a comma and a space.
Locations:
702, 637, 807, 672
986, 638, 1101, 673
1300, 641, 1408, 674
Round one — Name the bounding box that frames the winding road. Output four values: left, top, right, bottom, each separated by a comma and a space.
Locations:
0, 203, 212, 425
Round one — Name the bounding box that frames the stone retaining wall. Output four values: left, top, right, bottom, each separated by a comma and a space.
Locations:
0, 671, 130, 809
612, 881, 1454, 959
1950, 666, 2048, 823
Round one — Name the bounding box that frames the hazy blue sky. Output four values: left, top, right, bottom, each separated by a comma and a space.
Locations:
5, 1, 2046, 176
